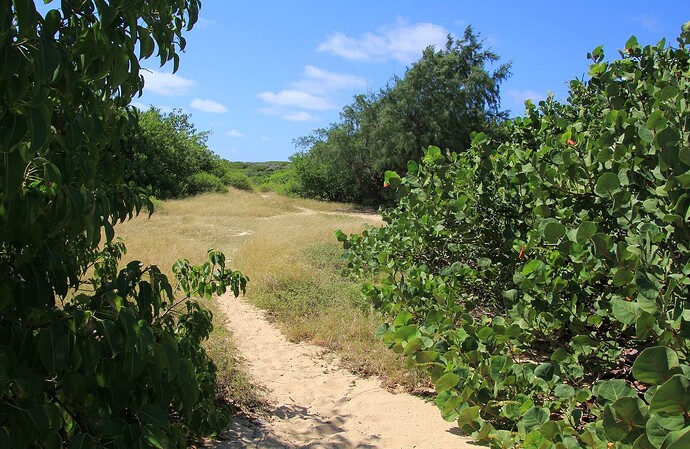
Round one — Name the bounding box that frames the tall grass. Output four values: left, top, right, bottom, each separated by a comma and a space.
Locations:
115, 188, 429, 406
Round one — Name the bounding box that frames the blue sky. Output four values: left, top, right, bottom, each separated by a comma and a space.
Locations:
131, 1, 688, 162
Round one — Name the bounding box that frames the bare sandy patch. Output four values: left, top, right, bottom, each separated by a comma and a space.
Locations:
210, 297, 474, 449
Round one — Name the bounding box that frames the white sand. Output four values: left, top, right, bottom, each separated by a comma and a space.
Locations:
210, 297, 476, 449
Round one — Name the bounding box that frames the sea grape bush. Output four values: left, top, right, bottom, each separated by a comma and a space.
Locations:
0, 1, 247, 447
338, 24, 690, 448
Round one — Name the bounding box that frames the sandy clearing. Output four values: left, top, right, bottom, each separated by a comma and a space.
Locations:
209, 297, 475, 449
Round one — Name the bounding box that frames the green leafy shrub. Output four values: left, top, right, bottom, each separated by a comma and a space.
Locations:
257, 164, 301, 196
123, 108, 221, 199
222, 170, 254, 191
340, 24, 690, 448
0, 1, 247, 447
188, 171, 227, 195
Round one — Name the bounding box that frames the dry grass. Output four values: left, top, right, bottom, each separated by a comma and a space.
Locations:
114, 188, 429, 404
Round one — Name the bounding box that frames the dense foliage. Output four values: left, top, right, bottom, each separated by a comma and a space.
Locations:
293, 26, 511, 205
339, 25, 690, 448
123, 107, 222, 198
0, 1, 247, 447
122, 107, 255, 198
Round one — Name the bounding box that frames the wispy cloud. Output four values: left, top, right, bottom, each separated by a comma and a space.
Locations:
261, 136, 272, 142
283, 111, 320, 122
258, 90, 331, 110
227, 129, 245, 138
292, 66, 367, 95
131, 102, 174, 113
142, 69, 194, 96
317, 18, 449, 64
506, 89, 546, 105
258, 66, 366, 122
196, 17, 215, 29
631, 14, 662, 33
190, 98, 227, 113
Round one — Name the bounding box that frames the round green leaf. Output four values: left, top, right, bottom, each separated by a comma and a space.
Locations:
137, 404, 169, 428
613, 268, 634, 287
456, 405, 482, 432
679, 147, 690, 167
555, 384, 575, 399
612, 298, 640, 326
638, 125, 654, 143
603, 397, 649, 444
576, 221, 597, 244
415, 350, 438, 363
435, 372, 461, 392
633, 346, 682, 385
665, 428, 690, 449
521, 407, 549, 432
649, 374, 690, 414
635, 268, 662, 301
595, 172, 620, 196
657, 126, 680, 148
646, 414, 685, 448
658, 85, 678, 101
543, 221, 566, 243
593, 379, 637, 405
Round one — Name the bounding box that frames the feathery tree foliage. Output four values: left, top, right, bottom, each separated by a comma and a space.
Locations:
292, 26, 511, 204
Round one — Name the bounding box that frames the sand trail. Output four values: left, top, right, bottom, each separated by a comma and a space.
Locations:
211, 297, 475, 449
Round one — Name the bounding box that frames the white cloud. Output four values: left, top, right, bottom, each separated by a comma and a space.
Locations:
190, 98, 227, 113
506, 89, 546, 104
632, 14, 662, 33
131, 102, 173, 113
261, 136, 272, 142
141, 69, 194, 96
258, 90, 331, 110
283, 111, 320, 122
227, 129, 245, 138
257, 107, 280, 116
258, 66, 366, 122
291, 66, 367, 95
317, 19, 449, 64
196, 17, 215, 29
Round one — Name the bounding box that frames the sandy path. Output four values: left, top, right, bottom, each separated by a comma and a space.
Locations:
211, 297, 475, 449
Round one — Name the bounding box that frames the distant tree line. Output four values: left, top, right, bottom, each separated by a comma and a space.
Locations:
291, 27, 512, 205
121, 107, 253, 198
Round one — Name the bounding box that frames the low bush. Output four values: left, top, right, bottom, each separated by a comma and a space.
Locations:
188, 171, 227, 195
340, 25, 690, 448
222, 171, 254, 191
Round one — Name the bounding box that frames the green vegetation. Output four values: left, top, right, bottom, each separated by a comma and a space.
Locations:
223, 160, 299, 195
122, 108, 261, 198
0, 2, 247, 447
292, 27, 511, 205
340, 25, 690, 448
123, 107, 222, 198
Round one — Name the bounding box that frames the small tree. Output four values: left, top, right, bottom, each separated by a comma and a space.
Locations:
0, 1, 246, 447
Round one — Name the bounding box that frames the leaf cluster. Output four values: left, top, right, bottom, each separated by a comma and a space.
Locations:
121, 107, 235, 199
339, 24, 690, 448
0, 1, 248, 447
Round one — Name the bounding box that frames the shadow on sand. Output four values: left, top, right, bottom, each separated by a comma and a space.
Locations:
210, 403, 380, 449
